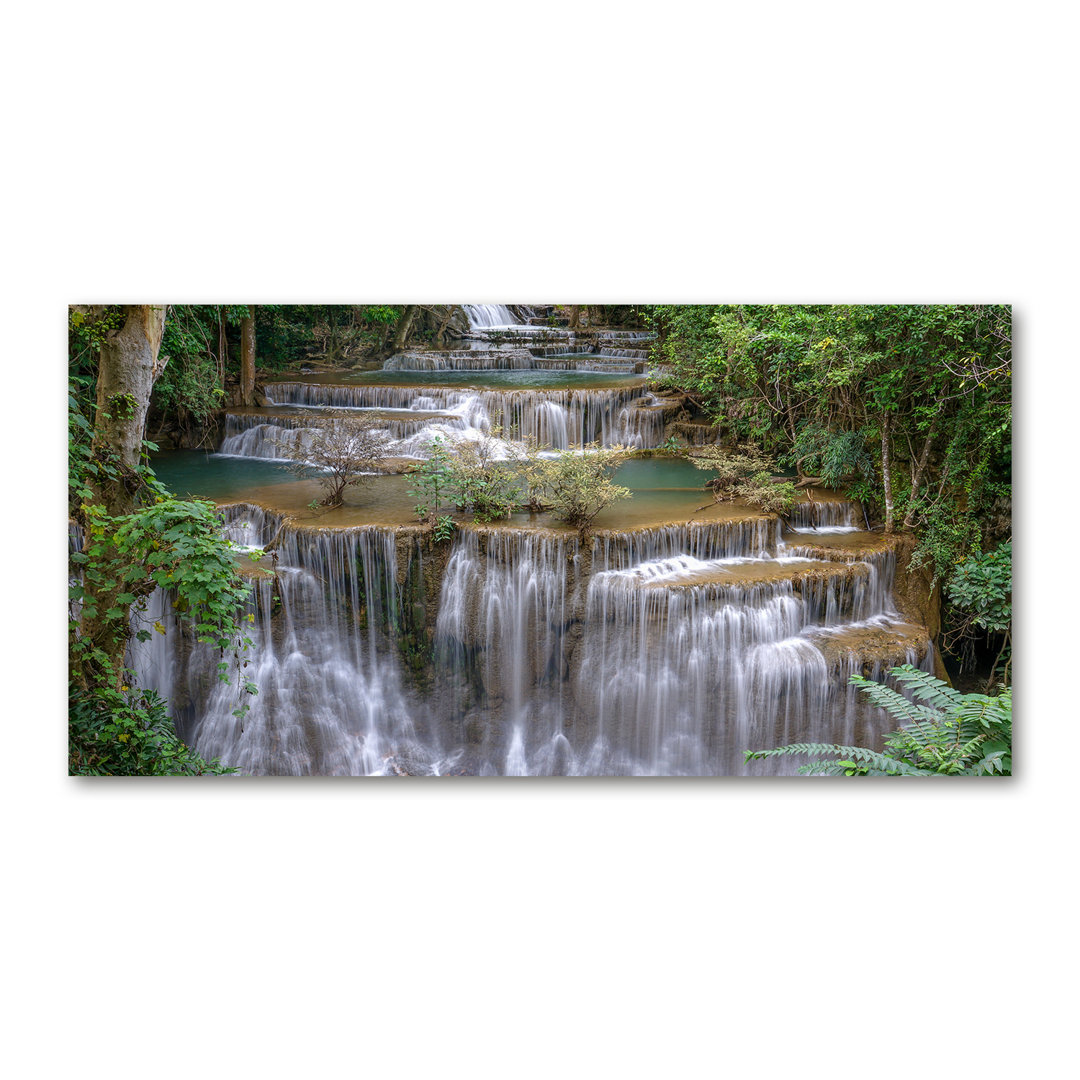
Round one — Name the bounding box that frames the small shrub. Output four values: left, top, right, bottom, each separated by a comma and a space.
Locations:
69, 684, 236, 776
447, 435, 522, 522
690, 445, 795, 514
408, 435, 455, 519
531, 445, 630, 537
276, 414, 388, 508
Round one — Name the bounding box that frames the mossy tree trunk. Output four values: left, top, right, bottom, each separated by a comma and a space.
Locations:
80, 304, 168, 687
881, 412, 895, 534
91, 304, 168, 518
240, 307, 256, 406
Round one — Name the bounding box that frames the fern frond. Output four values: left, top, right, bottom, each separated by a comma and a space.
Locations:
746, 743, 935, 776
887, 664, 965, 709
849, 676, 934, 724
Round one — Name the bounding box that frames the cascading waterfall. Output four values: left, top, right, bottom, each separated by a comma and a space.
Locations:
123, 297, 939, 776
126, 490, 932, 774
261, 382, 664, 452
597, 330, 655, 343
220, 411, 466, 459
384, 350, 536, 371
464, 304, 520, 328
786, 498, 858, 531
129, 511, 429, 776
598, 347, 649, 360
434, 529, 577, 775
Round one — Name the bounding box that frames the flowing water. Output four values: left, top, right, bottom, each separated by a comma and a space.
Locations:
117, 312, 933, 776
126, 495, 930, 775
464, 304, 520, 329
248, 376, 664, 454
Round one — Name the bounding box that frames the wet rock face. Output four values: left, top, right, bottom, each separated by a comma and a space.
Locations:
812, 622, 931, 675
890, 533, 941, 639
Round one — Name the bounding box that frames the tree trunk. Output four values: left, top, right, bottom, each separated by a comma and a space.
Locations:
902, 423, 937, 530
91, 304, 168, 518
568, 305, 581, 330
217, 307, 227, 391
392, 305, 418, 352
240, 307, 256, 406
80, 304, 167, 687
881, 412, 895, 533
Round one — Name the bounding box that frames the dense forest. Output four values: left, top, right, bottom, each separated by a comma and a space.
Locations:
68, 303, 1011, 776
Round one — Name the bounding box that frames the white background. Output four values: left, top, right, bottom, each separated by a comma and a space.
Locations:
3, 3, 1072, 1078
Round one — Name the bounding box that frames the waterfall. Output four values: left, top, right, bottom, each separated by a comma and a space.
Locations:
128, 516, 430, 775
130, 331, 938, 773
126, 505, 932, 775
464, 304, 520, 329
384, 349, 536, 371
220, 411, 467, 459
434, 529, 577, 773
420, 522, 925, 775
260, 382, 664, 452
786, 498, 859, 531
598, 347, 648, 360
571, 542, 900, 774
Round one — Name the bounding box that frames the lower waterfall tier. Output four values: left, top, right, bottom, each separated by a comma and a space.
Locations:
128, 507, 934, 776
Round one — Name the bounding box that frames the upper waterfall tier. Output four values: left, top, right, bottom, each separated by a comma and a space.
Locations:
464, 304, 520, 328
258, 377, 664, 452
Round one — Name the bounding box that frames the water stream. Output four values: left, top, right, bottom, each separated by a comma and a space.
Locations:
123, 310, 933, 775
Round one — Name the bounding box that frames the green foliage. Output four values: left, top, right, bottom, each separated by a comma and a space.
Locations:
947, 541, 1012, 635
784, 422, 873, 486
154, 305, 227, 425
70, 308, 261, 776
68, 306, 125, 383
255, 304, 406, 368
530, 445, 631, 535
71, 381, 257, 723
71, 497, 255, 679
432, 515, 456, 543
643, 303, 1012, 580
445, 435, 522, 523
689, 445, 797, 515
741, 472, 797, 516
69, 684, 235, 776
408, 436, 455, 519
746, 665, 1011, 776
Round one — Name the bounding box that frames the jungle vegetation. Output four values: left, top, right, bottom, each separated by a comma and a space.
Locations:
641, 304, 1012, 689
68, 303, 1012, 775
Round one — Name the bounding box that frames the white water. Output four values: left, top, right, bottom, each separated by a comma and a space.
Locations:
122, 314, 933, 775
258, 382, 664, 454
127, 498, 930, 775
464, 304, 520, 329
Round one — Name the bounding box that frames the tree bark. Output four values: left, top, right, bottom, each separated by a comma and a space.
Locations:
881, 412, 895, 533
91, 304, 167, 517
392, 305, 418, 352
568, 305, 581, 329
217, 306, 228, 392
240, 307, 256, 406
902, 422, 937, 530
79, 304, 167, 687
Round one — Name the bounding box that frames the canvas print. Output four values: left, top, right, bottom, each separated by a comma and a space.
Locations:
68, 304, 1012, 776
